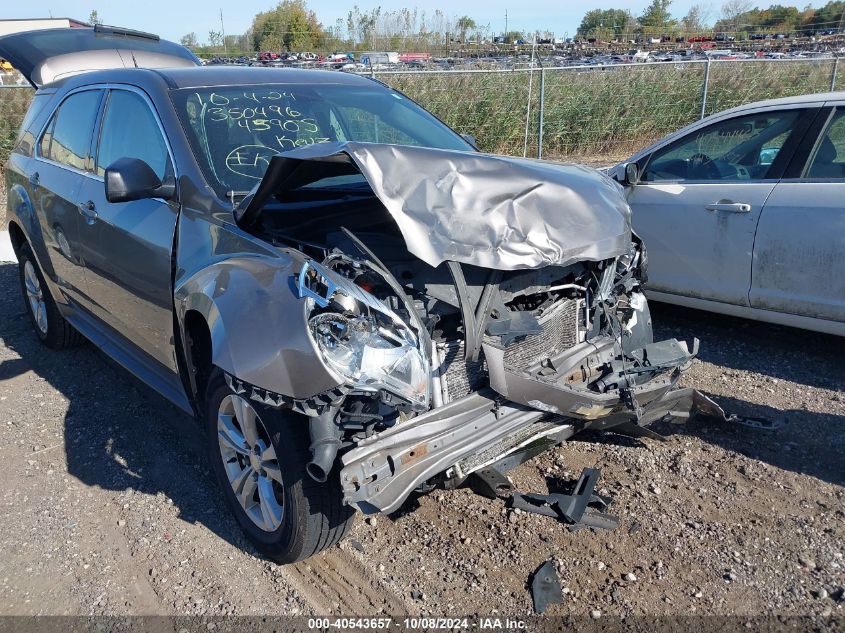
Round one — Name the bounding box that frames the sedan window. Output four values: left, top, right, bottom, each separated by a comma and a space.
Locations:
642, 110, 800, 182
97, 90, 170, 179
805, 110, 845, 179
40, 89, 102, 170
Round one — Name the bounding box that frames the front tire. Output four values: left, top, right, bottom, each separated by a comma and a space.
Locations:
17, 243, 82, 349
205, 369, 355, 563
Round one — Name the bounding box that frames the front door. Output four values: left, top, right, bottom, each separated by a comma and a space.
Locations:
627, 107, 812, 306
76, 87, 180, 371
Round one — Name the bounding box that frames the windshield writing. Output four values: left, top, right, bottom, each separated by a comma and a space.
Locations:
173, 83, 471, 197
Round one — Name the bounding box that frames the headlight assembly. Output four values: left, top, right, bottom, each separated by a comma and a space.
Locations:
300, 260, 430, 409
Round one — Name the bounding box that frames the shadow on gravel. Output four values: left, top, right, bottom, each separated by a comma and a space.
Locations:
0, 263, 257, 555
583, 302, 845, 487
651, 302, 845, 392
2, 258, 843, 552
580, 398, 845, 488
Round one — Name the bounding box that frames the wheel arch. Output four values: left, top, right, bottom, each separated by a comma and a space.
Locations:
173, 258, 342, 404
7, 219, 26, 256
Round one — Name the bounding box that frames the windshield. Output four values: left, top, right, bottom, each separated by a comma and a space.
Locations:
171, 82, 473, 198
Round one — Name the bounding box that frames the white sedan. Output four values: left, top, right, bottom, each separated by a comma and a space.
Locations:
609, 92, 845, 337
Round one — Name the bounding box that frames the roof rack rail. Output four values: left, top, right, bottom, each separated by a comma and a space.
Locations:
93, 24, 160, 42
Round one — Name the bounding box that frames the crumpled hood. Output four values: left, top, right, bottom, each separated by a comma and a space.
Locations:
237, 141, 632, 271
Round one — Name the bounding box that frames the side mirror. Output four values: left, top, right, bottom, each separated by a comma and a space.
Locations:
104, 157, 175, 203
461, 133, 478, 148
623, 162, 640, 185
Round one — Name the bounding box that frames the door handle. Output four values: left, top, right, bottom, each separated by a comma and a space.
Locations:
705, 200, 751, 213
78, 200, 98, 223
28, 172, 40, 190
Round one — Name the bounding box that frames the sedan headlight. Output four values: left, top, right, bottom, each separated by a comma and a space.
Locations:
299, 260, 430, 409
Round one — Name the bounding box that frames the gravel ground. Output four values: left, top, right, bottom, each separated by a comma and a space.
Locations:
0, 256, 843, 618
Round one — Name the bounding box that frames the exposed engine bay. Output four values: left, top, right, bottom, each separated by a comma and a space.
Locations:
225, 142, 712, 513
256, 187, 666, 418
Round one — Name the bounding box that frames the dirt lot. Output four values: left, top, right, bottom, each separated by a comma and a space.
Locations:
0, 254, 843, 619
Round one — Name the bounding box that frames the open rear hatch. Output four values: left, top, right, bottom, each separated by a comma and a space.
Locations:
0, 25, 200, 87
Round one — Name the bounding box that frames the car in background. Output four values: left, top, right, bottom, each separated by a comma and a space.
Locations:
609, 92, 845, 337
3, 26, 712, 563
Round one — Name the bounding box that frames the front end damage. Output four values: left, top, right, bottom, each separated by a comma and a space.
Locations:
229, 142, 720, 515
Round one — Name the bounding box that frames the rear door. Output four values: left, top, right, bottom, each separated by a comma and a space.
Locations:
750, 105, 845, 323
76, 87, 181, 371
30, 88, 104, 305
626, 105, 816, 306
0, 25, 199, 87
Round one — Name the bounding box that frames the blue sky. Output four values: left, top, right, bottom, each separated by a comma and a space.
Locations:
5, 1, 789, 43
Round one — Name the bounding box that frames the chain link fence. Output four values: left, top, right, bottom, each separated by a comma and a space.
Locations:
1, 58, 843, 169
376, 57, 843, 163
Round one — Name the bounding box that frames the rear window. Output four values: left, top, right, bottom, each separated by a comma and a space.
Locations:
14, 92, 52, 157
40, 89, 101, 170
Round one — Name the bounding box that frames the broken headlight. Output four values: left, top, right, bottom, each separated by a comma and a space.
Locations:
300, 260, 430, 409
309, 313, 429, 408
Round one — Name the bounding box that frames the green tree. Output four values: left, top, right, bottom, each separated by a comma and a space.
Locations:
577, 8, 635, 39
639, 0, 677, 35
88, 10, 101, 25
806, 1, 845, 34
251, 0, 325, 52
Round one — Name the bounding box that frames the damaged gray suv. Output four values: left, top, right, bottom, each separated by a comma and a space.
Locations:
4, 27, 714, 562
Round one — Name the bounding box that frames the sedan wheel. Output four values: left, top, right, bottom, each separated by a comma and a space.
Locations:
217, 394, 284, 532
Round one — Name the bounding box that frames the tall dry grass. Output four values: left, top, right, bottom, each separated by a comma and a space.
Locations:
1, 58, 841, 170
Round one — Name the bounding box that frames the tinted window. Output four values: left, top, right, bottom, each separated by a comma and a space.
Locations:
14, 93, 52, 156
96, 90, 170, 179
642, 110, 801, 182
805, 110, 845, 179
42, 89, 101, 170
170, 83, 472, 197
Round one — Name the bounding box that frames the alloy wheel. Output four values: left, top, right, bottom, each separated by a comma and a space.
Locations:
217, 394, 284, 532
23, 260, 48, 335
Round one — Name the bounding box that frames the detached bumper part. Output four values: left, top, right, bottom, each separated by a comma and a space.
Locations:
484, 337, 700, 428
509, 468, 620, 532
531, 561, 564, 614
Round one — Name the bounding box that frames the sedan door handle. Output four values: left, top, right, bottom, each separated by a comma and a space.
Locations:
78, 200, 98, 223
705, 200, 751, 213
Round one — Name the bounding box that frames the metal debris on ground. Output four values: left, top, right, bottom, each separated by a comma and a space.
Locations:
724, 414, 783, 431
530, 560, 563, 614
509, 468, 620, 532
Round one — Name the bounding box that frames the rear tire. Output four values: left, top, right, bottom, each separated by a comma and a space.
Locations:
17, 243, 83, 350
205, 369, 355, 563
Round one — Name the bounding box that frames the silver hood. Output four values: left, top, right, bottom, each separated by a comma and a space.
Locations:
237, 142, 632, 270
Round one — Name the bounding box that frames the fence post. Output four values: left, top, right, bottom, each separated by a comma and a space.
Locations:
831, 57, 839, 92
700, 59, 711, 120
537, 67, 545, 159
